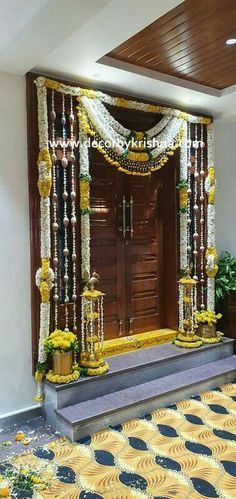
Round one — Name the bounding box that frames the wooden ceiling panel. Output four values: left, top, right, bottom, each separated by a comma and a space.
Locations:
106, 0, 236, 89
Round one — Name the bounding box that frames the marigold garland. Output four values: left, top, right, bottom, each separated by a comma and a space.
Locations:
46, 370, 80, 383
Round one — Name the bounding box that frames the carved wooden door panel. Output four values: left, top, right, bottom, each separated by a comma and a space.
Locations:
124, 174, 162, 335
90, 150, 126, 340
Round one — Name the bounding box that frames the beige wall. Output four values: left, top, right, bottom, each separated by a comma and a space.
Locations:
0, 71, 36, 417
215, 119, 236, 257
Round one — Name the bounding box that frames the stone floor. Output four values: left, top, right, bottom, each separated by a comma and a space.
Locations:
0, 416, 59, 461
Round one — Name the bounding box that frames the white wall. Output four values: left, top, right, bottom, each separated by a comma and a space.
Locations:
0, 71, 36, 417
215, 119, 236, 257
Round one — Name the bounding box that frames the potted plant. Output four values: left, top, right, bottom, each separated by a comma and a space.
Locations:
194, 310, 222, 343
215, 251, 236, 340
44, 330, 79, 383
215, 251, 236, 304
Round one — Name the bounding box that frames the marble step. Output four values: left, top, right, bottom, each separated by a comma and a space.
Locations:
55, 355, 236, 441
43, 338, 234, 426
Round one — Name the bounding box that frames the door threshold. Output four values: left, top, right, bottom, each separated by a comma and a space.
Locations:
103, 328, 177, 357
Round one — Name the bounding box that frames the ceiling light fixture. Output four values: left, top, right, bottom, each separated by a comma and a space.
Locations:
226, 38, 236, 45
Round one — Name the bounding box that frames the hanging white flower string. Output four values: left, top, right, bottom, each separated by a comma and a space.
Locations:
200, 124, 205, 309
206, 122, 216, 310
61, 93, 69, 329
193, 124, 199, 311
187, 122, 192, 269
69, 95, 77, 334
51, 90, 59, 328
179, 120, 188, 329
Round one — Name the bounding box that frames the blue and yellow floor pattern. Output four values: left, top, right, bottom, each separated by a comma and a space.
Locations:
1, 383, 236, 498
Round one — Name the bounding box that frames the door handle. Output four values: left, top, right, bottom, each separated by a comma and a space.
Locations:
129, 317, 134, 335
118, 196, 127, 237
130, 196, 134, 238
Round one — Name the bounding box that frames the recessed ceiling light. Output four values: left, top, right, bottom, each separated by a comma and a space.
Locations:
226, 38, 236, 45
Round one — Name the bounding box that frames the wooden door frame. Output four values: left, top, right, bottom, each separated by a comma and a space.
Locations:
27, 72, 211, 369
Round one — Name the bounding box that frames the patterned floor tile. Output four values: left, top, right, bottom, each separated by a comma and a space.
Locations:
0, 384, 236, 498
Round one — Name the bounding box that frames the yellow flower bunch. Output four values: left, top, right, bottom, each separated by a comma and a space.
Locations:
194, 310, 222, 326
208, 186, 215, 204
179, 277, 196, 285
44, 330, 78, 353
86, 311, 99, 320
0, 487, 10, 497
208, 167, 215, 183
83, 290, 102, 298
80, 180, 90, 210
115, 97, 130, 108
199, 117, 212, 125
146, 104, 160, 113
39, 281, 50, 302
37, 176, 52, 197
45, 78, 60, 91
134, 131, 144, 141
37, 148, 52, 171
80, 89, 97, 99
127, 151, 149, 162
179, 187, 188, 210
206, 167, 215, 204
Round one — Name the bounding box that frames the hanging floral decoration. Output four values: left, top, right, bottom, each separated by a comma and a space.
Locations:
177, 180, 188, 213
206, 123, 216, 310
34, 79, 55, 401
206, 246, 218, 278
34, 75, 216, 379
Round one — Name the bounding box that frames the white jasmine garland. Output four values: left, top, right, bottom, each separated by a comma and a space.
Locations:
79, 128, 91, 279
94, 99, 130, 138
40, 198, 51, 258
207, 278, 215, 310
81, 97, 125, 155
38, 302, 50, 362
207, 205, 216, 247
81, 213, 90, 278
206, 123, 216, 310
146, 115, 172, 139
150, 118, 184, 158
82, 95, 184, 159
179, 121, 188, 328
35, 78, 52, 401
79, 128, 90, 176
35, 80, 48, 150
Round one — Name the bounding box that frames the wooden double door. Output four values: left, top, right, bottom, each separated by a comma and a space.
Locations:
90, 149, 178, 340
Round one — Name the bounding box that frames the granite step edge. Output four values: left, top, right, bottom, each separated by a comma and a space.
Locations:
56, 355, 236, 425
46, 338, 234, 392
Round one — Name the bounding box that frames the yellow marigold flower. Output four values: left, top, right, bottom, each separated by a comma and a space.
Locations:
37, 148, 52, 171
31, 476, 43, 484
45, 78, 60, 91
35, 395, 44, 402
0, 487, 10, 497
127, 151, 149, 162
35, 371, 44, 382
179, 187, 188, 209
37, 176, 52, 198
80, 180, 90, 210
40, 281, 50, 302
15, 432, 25, 442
